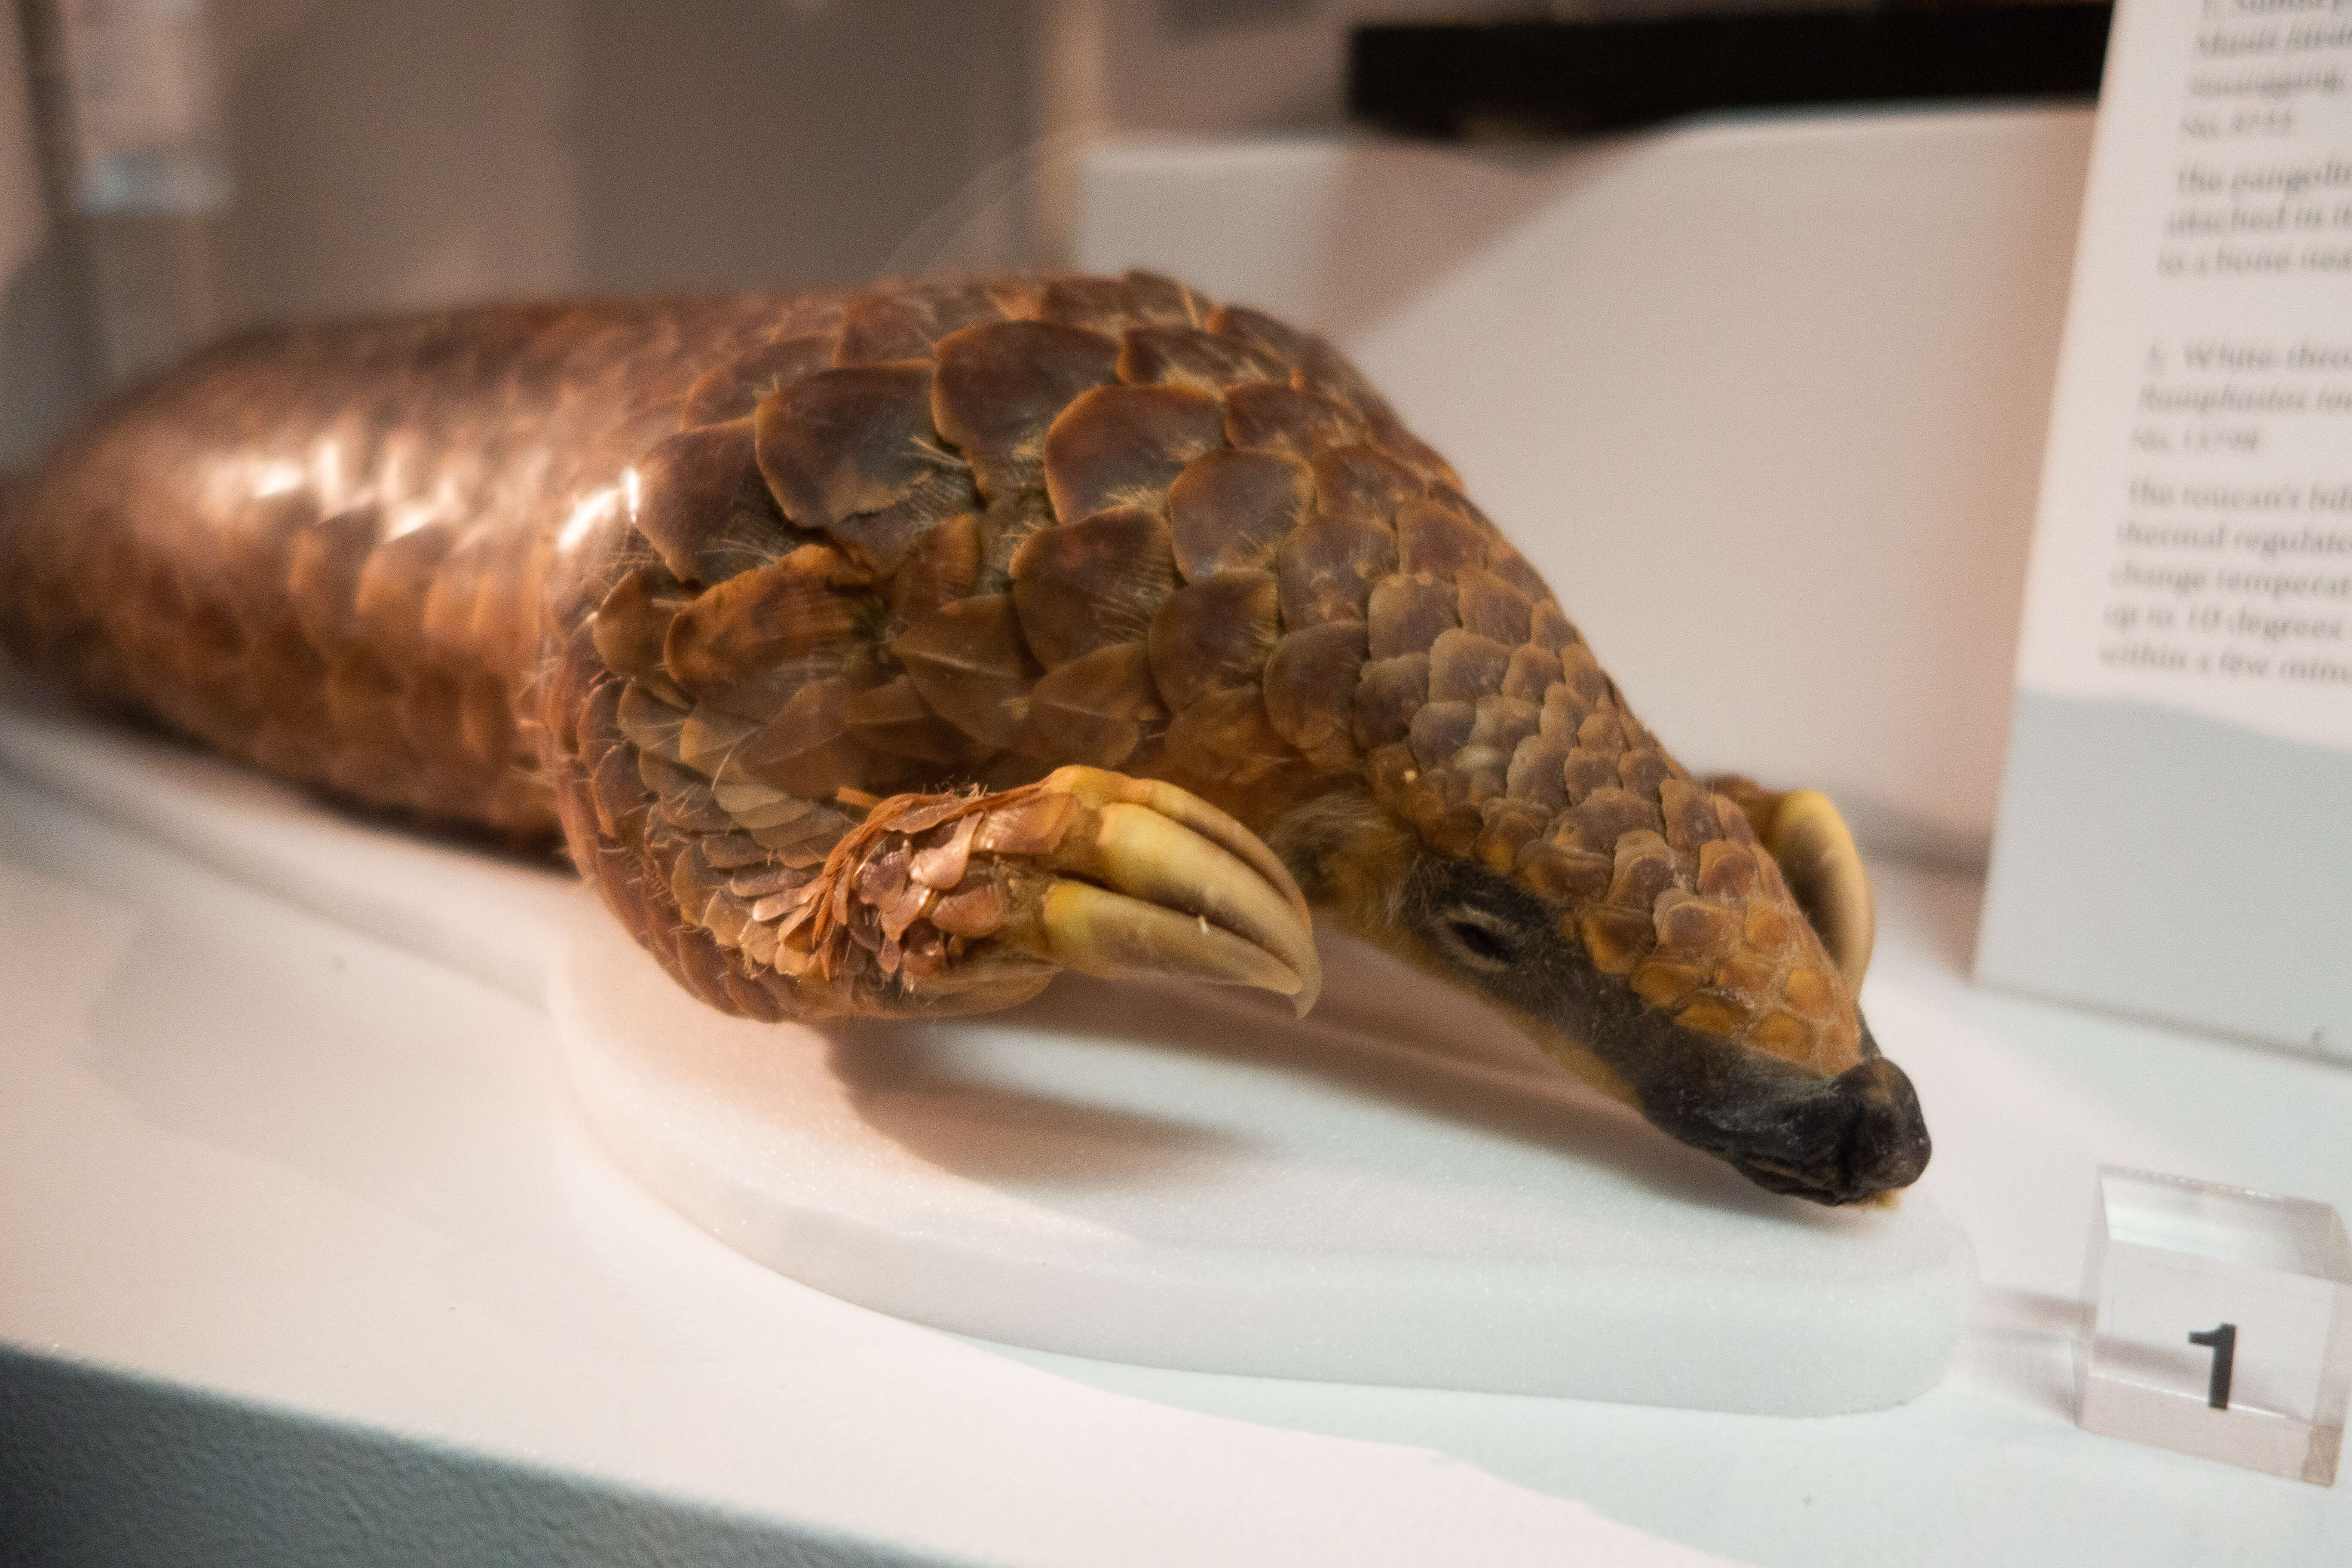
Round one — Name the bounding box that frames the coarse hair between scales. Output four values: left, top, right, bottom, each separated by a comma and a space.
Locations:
0, 270, 1930, 1206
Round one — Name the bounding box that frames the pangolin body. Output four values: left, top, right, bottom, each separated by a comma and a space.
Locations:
0, 273, 1929, 1206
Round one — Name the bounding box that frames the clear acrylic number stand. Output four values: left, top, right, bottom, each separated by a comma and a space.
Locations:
2077, 1167, 2351, 1485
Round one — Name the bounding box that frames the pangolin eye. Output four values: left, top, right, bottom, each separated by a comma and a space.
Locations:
1441, 909, 1519, 971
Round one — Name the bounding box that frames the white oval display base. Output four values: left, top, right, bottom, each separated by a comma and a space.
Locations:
0, 678, 1974, 1416
555, 903, 1974, 1415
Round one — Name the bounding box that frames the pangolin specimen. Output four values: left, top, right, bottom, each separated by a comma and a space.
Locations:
0, 273, 1929, 1207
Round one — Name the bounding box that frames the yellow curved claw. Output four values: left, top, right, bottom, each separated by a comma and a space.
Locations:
1766, 789, 1875, 991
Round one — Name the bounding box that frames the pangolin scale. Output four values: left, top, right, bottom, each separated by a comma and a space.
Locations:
0, 272, 1929, 1206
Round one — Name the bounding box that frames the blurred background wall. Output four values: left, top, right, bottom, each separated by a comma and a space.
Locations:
0, 0, 1542, 462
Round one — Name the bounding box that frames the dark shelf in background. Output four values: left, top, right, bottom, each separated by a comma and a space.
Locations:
1348, 5, 2113, 139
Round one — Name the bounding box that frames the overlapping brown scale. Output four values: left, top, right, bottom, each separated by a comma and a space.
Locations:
680, 336, 836, 429
174, 596, 250, 710
1007, 505, 1177, 668
1166, 447, 1313, 582
1041, 273, 1197, 333
835, 283, 1009, 366
200, 490, 310, 624
891, 591, 1040, 749
677, 705, 758, 775
617, 681, 689, 762
1657, 777, 1724, 856
577, 674, 628, 752
701, 831, 779, 871
1630, 957, 1706, 1011
755, 362, 977, 575
349, 520, 450, 672
1452, 567, 1533, 647
1604, 830, 1677, 916
928, 879, 1010, 939
1476, 803, 1550, 873
1020, 641, 1160, 768
841, 676, 975, 765
1311, 444, 1421, 530
1497, 647, 1558, 705
1042, 384, 1225, 524
662, 544, 865, 720
1618, 748, 1673, 799
846, 472, 978, 582
1262, 620, 1367, 772
974, 488, 1056, 596
1204, 303, 1317, 373
1562, 747, 1618, 803
1210, 304, 1392, 425
888, 511, 981, 627
1161, 685, 1295, 787
1556, 640, 1612, 707
1148, 570, 1280, 712
1365, 575, 1458, 660
1577, 707, 1628, 754
1558, 786, 1664, 855
1352, 652, 1429, 750
1464, 695, 1538, 763
458, 671, 516, 772
727, 674, 878, 798
1519, 837, 1611, 904
1530, 601, 1578, 653
1364, 404, 1461, 488
322, 646, 406, 770
594, 569, 692, 704
630, 418, 795, 585
661, 831, 723, 922
1482, 540, 1550, 604
1427, 628, 1513, 704
1696, 837, 1758, 900
1407, 700, 1475, 772
751, 801, 855, 865
420, 528, 511, 665
1653, 889, 1740, 963
1395, 499, 1488, 581
931, 321, 1120, 498
541, 623, 606, 758
1709, 951, 1775, 1009
1122, 272, 1201, 323
1782, 966, 1838, 1021
246, 622, 332, 768
1118, 327, 1284, 393
714, 778, 821, 833
589, 743, 650, 841
1222, 381, 1368, 459
1274, 512, 1395, 629
1505, 733, 1569, 811
653, 755, 738, 833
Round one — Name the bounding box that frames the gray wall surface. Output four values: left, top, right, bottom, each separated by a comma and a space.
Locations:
1980, 691, 2352, 1061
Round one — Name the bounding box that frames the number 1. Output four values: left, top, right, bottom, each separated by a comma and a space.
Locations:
2189, 1323, 2236, 1410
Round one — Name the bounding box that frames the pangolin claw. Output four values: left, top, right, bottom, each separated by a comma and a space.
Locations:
1037, 766, 1313, 925
1015, 768, 1321, 1014
1036, 881, 1311, 1009
1765, 789, 1875, 991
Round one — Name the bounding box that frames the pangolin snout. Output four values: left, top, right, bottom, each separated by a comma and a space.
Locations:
1725, 1055, 1931, 1207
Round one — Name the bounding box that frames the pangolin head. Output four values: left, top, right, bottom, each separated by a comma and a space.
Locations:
1274, 689, 1930, 1208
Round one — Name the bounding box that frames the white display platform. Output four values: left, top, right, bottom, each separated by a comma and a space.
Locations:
0, 677, 1970, 1416
7, 714, 2350, 1565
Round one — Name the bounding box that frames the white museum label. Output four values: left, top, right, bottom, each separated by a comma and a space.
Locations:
2015, 0, 2352, 754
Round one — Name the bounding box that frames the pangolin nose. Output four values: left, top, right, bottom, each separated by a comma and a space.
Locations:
1834, 1056, 1931, 1197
